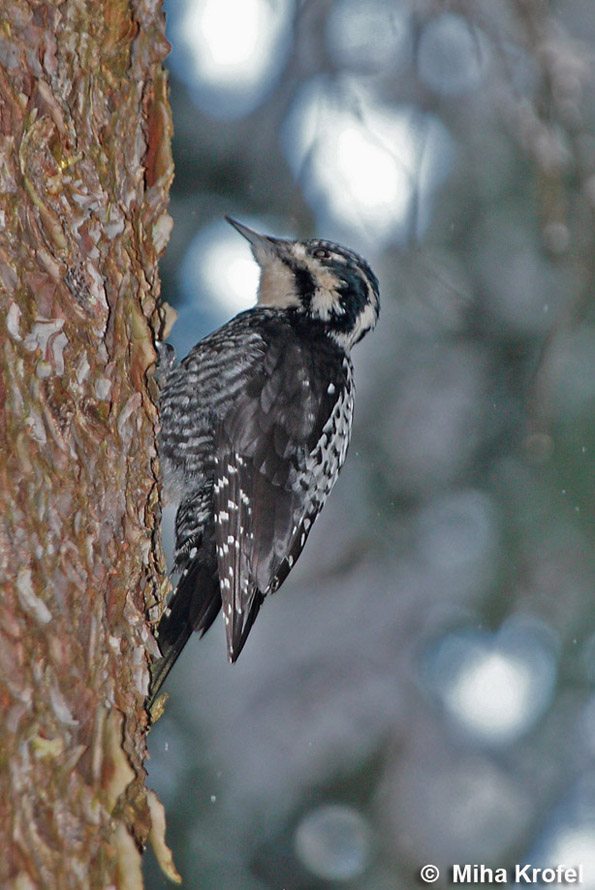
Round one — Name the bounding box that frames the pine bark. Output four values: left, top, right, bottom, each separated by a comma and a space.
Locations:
0, 1, 173, 886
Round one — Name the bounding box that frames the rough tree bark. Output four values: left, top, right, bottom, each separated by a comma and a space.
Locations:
0, 1, 174, 887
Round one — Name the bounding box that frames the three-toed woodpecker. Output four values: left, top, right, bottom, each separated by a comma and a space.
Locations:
149, 217, 379, 704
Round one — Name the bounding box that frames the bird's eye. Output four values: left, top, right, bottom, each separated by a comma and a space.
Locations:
312, 247, 331, 259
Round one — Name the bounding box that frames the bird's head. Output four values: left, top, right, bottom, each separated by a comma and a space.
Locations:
226, 217, 380, 350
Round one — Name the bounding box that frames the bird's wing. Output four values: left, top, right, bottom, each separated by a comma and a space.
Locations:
212, 334, 353, 661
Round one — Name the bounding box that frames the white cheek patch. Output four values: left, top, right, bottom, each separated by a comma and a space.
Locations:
311, 287, 343, 320
302, 257, 344, 321
257, 258, 301, 308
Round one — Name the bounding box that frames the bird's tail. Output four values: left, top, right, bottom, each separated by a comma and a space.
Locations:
147, 561, 221, 712
148, 624, 194, 711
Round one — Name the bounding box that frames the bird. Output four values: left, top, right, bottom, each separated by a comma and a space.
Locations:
149, 217, 379, 707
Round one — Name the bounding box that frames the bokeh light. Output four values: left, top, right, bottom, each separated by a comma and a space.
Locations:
415, 489, 496, 576
326, 0, 411, 73
417, 13, 489, 95
424, 619, 558, 744
384, 744, 534, 867
294, 804, 372, 882
527, 775, 595, 890
168, 219, 264, 356
547, 829, 595, 887
283, 76, 454, 246
166, 0, 292, 119
180, 220, 260, 316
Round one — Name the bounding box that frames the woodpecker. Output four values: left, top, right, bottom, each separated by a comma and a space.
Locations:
149, 217, 379, 705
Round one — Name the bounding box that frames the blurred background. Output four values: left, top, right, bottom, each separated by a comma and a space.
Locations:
145, 1, 595, 887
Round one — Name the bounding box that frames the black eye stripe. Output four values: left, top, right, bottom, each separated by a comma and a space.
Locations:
284, 257, 315, 308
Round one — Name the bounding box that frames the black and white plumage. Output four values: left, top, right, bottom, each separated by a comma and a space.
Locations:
149, 218, 379, 704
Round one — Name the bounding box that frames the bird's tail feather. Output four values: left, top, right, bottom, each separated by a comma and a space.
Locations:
148, 623, 194, 711
147, 561, 221, 711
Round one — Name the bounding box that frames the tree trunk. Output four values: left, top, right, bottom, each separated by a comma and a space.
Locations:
0, 1, 173, 886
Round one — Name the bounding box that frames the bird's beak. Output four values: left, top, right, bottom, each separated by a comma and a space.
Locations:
225, 216, 285, 260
